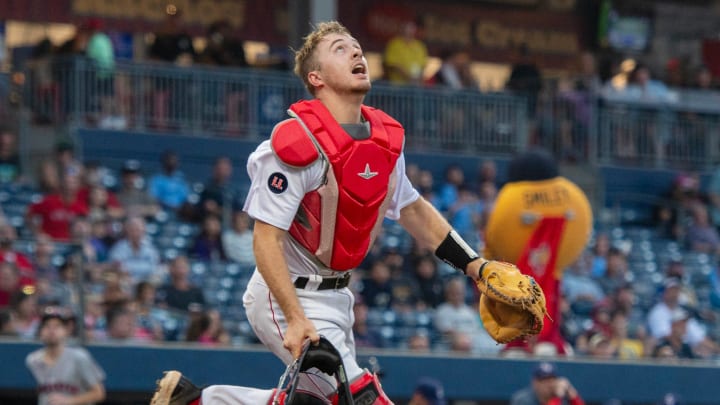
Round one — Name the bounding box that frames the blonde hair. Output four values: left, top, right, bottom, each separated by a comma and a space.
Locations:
294, 21, 352, 95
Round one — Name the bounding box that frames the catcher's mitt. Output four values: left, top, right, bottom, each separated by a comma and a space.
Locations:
475, 260, 548, 344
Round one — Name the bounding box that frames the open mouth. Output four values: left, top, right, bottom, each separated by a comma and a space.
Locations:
352, 64, 366, 75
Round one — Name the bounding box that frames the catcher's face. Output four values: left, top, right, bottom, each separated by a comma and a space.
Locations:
311, 33, 371, 96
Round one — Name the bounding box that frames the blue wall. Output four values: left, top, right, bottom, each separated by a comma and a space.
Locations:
3, 342, 719, 404
78, 129, 700, 210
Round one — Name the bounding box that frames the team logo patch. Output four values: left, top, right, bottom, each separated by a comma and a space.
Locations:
268, 172, 288, 194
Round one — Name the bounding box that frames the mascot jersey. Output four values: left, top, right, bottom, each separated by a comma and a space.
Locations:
485, 176, 592, 352
271, 99, 404, 271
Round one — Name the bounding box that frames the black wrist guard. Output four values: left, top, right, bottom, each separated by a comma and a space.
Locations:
435, 230, 480, 274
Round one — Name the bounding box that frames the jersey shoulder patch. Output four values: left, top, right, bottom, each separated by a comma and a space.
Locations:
271, 119, 320, 168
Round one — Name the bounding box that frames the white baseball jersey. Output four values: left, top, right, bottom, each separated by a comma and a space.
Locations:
243, 139, 419, 277
26, 346, 105, 405
208, 127, 419, 404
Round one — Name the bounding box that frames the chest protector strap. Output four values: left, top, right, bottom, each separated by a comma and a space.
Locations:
272, 99, 404, 270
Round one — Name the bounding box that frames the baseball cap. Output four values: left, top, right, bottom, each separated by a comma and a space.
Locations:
414, 377, 446, 405
533, 362, 558, 379
121, 159, 142, 173
39, 308, 69, 329
663, 277, 682, 290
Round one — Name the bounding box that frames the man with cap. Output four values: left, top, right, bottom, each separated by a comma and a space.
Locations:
510, 362, 585, 405
25, 309, 106, 405
409, 377, 446, 405
647, 277, 718, 358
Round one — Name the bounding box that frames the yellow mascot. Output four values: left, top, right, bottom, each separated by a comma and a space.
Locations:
484, 148, 592, 354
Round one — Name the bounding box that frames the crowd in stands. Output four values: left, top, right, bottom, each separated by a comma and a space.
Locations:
0, 117, 718, 362
4, 8, 720, 367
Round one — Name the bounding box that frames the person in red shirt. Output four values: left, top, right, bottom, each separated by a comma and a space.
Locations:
27, 172, 88, 241
0, 222, 35, 285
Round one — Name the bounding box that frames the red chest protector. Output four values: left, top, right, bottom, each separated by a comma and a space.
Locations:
271, 100, 404, 271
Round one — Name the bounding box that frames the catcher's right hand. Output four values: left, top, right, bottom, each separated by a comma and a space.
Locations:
474, 260, 548, 344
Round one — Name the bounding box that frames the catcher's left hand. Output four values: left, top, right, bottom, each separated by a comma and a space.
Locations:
474, 260, 548, 344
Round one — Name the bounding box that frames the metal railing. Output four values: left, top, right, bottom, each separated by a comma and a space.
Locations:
20, 57, 720, 168
22, 57, 529, 155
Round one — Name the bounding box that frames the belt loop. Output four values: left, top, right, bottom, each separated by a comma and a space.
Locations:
306, 274, 323, 291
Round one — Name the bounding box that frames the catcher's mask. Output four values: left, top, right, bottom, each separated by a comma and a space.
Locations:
273, 336, 354, 405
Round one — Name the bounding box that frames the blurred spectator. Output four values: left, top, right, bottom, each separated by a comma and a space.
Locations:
104, 306, 153, 343
42, 259, 78, 311
53, 140, 83, 179
101, 267, 130, 309
222, 211, 255, 266
438, 164, 464, 212
431, 49, 477, 90
664, 58, 686, 88
656, 172, 704, 240
416, 169, 438, 207
84, 184, 124, 222
185, 309, 230, 346
589, 232, 610, 278
691, 65, 716, 91
116, 160, 160, 218
595, 247, 628, 296
609, 284, 646, 337
562, 252, 605, 315
434, 278, 498, 355
509, 362, 585, 405
408, 377, 446, 405
196, 156, 240, 221
0, 308, 14, 337
108, 216, 161, 283
9, 290, 40, 339
27, 172, 88, 241
35, 141, 81, 194
197, 20, 248, 67
0, 221, 36, 283
81, 19, 122, 130
477, 159, 498, 187
156, 255, 205, 312
190, 214, 226, 261
0, 124, 21, 184
31, 233, 58, 282
663, 261, 698, 309
360, 261, 393, 309
625, 63, 677, 103
132, 281, 164, 341
69, 216, 109, 268
647, 278, 716, 357
383, 20, 428, 86
585, 331, 617, 359
351, 296, 381, 349
25, 311, 106, 405
684, 203, 720, 255
609, 310, 644, 359
652, 309, 696, 360
447, 185, 482, 244
0, 262, 19, 308
574, 303, 613, 355
574, 51, 602, 94
148, 150, 190, 211
506, 44, 542, 116
149, 7, 196, 65
411, 255, 444, 309
406, 331, 431, 353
